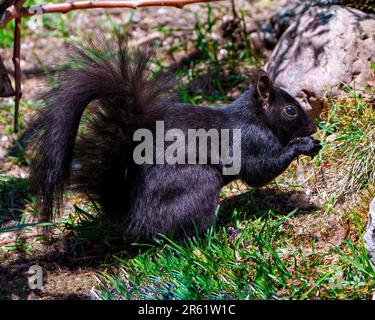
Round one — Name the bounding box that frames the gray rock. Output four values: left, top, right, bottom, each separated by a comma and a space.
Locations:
260, 0, 375, 48
261, 0, 345, 48
265, 5, 375, 118
364, 197, 375, 266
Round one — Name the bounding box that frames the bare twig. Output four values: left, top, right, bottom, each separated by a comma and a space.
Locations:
11, 0, 24, 132
12, 15, 21, 132
1, 0, 222, 28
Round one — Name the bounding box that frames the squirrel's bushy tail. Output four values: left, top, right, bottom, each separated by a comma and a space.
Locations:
30, 32, 175, 221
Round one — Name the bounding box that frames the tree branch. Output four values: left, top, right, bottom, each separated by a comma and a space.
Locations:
12, 15, 21, 132
1, 0, 222, 28
10, 0, 24, 132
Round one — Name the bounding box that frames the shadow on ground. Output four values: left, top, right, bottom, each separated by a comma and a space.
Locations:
0, 176, 318, 300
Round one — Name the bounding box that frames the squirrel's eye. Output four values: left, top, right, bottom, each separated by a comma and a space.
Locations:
285, 105, 297, 116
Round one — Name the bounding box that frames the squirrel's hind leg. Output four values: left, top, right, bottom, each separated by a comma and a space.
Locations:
125, 164, 223, 241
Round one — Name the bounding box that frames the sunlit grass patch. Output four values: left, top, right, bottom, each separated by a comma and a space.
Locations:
315, 85, 374, 203
93, 211, 299, 300
92, 208, 375, 300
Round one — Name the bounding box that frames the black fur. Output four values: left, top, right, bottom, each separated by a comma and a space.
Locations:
29, 33, 321, 240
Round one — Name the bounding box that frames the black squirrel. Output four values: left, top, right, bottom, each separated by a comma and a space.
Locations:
29, 33, 321, 240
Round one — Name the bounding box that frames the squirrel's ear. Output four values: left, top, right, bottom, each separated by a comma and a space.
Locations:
255, 70, 272, 108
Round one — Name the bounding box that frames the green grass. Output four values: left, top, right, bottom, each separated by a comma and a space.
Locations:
0, 19, 16, 49
93, 211, 297, 300
0, 174, 30, 226
93, 209, 374, 300
314, 84, 375, 200
157, 4, 262, 105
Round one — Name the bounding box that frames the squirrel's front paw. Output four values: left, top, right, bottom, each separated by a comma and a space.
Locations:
294, 136, 322, 157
